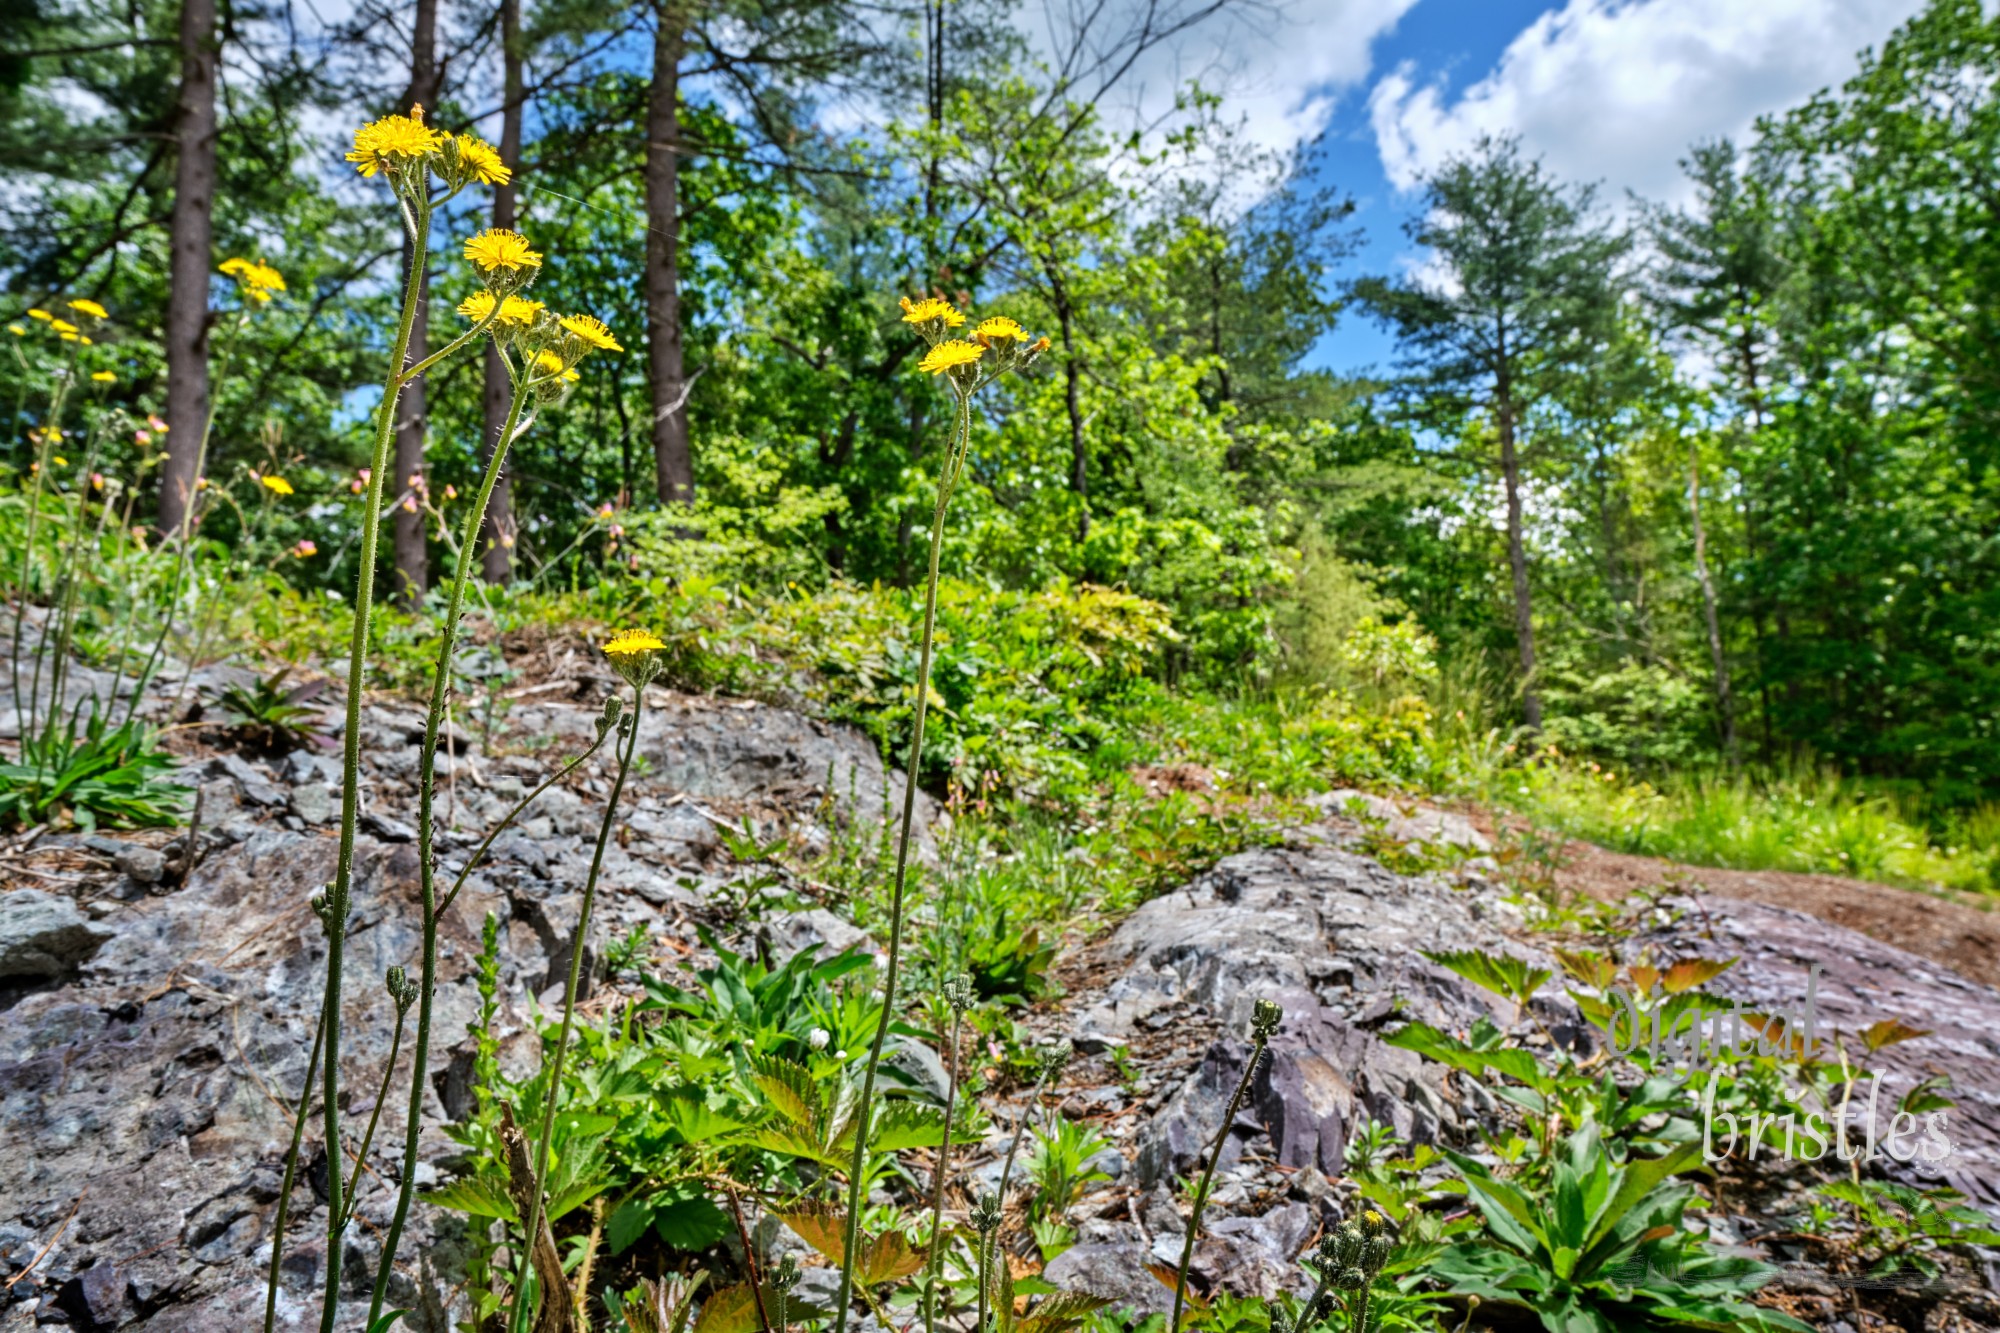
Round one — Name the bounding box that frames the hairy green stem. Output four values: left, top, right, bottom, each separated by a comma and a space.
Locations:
317, 188, 432, 1333
13, 345, 76, 744
921, 1008, 964, 1333
122, 329, 239, 731
341, 1001, 407, 1232
512, 682, 644, 1328
833, 388, 971, 1333
366, 356, 530, 1325
973, 1227, 993, 1333
263, 1006, 327, 1333
1170, 1035, 1268, 1333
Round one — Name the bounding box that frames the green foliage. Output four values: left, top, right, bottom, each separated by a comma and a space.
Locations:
0, 704, 187, 830
1432, 1126, 1809, 1333
207, 667, 333, 754
1023, 1116, 1112, 1223
1803, 1179, 2000, 1280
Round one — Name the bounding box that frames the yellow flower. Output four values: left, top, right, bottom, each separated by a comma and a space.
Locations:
899, 296, 964, 328
973, 316, 1026, 344
456, 291, 545, 326
52, 455, 67, 467
604, 629, 667, 657
68, 299, 109, 320
90, 371, 115, 382
346, 107, 444, 176
532, 349, 578, 382
464, 228, 542, 275
454, 133, 511, 186
6, 325, 22, 336
27, 308, 50, 321
50, 319, 78, 335
261, 475, 295, 496
220, 257, 286, 300
918, 340, 984, 375
559, 314, 622, 351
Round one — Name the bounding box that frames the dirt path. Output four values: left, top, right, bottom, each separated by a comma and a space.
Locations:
1545, 836, 2000, 990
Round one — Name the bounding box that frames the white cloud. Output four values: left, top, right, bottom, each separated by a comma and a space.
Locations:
1029, 0, 1421, 152
1367, 0, 1929, 200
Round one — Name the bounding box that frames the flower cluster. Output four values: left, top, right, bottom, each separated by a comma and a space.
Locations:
21, 299, 107, 345
899, 295, 1048, 397
346, 105, 510, 196
221, 257, 287, 306
455, 238, 621, 402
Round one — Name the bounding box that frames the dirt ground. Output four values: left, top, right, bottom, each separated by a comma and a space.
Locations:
1527, 829, 2000, 990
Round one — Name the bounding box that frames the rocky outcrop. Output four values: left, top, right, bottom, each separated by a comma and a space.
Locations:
1036, 822, 2000, 1313
0, 684, 925, 1331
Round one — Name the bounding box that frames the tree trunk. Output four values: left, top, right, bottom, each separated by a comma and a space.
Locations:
159, 0, 218, 536
645, 6, 693, 506
1053, 280, 1087, 544
392, 0, 442, 607
1495, 372, 1540, 730
1689, 447, 1738, 766
479, 0, 524, 583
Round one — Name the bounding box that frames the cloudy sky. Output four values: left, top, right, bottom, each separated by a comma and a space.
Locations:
1124, 0, 1930, 371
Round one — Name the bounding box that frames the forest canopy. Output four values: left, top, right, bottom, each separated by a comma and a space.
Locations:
7, 0, 2000, 804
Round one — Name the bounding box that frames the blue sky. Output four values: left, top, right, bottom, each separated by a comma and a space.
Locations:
1306, 0, 1558, 373
1131, 0, 1936, 377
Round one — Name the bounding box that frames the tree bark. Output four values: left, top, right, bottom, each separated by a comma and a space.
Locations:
392, 0, 442, 607
645, 6, 693, 506
158, 0, 218, 536
1051, 274, 1087, 543
479, 0, 524, 583
1495, 363, 1540, 730
1690, 448, 1739, 766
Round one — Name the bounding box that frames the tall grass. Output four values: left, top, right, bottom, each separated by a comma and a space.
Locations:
1492, 754, 2000, 895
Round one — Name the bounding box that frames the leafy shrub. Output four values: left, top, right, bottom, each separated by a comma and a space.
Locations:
208, 667, 333, 753
0, 705, 187, 830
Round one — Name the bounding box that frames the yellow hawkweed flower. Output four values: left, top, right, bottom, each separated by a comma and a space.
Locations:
346, 107, 444, 177
50, 319, 78, 335
918, 340, 984, 375
973, 316, 1026, 345
7, 325, 23, 336
261, 475, 295, 496
52, 455, 67, 467
604, 630, 667, 656
604, 628, 666, 686
28, 308, 51, 321
456, 291, 545, 326
900, 296, 964, 328
558, 314, 622, 352
220, 257, 286, 302
531, 349, 578, 382
453, 133, 511, 186
91, 371, 115, 382
68, 299, 109, 320
464, 228, 542, 275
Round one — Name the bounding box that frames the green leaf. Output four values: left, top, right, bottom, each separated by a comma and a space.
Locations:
1423, 949, 1552, 1007
422, 1175, 517, 1222
608, 1198, 653, 1256
366, 1313, 410, 1333
653, 1190, 733, 1251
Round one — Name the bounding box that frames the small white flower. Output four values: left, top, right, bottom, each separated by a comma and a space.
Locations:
808, 1027, 831, 1051
833, 1049, 848, 1061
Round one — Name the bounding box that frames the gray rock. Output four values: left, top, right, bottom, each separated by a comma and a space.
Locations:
1311, 788, 1490, 852
54, 1260, 128, 1329
0, 889, 115, 980
291, 781, 336, 825
112, 844, 167, 884
766, 908, 876, 966
210, 752, 286, 807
